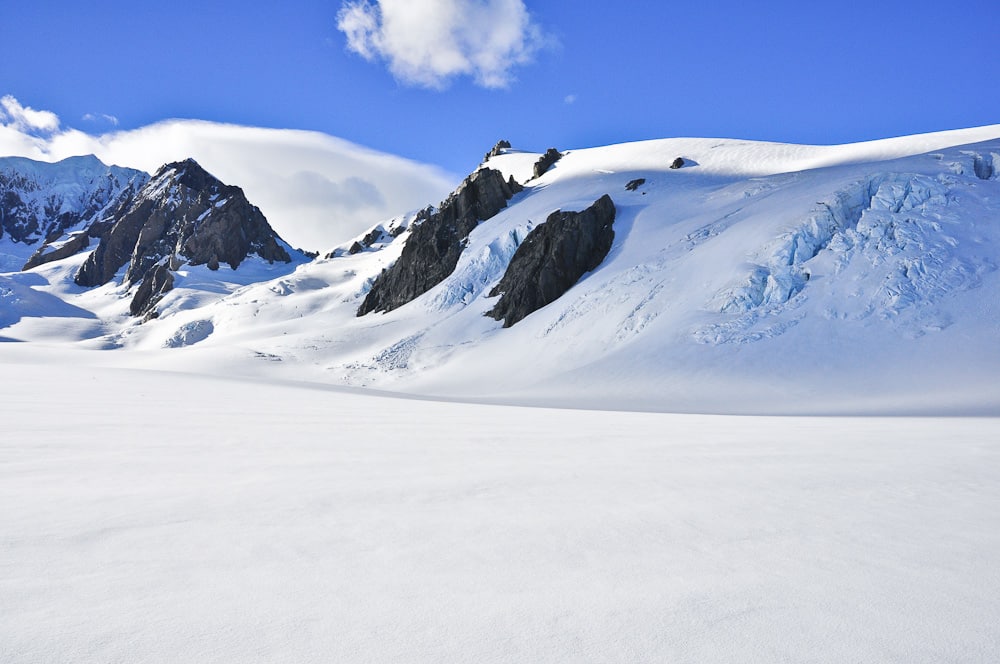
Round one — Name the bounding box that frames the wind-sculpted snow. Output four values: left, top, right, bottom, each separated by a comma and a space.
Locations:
163, 319, 214, 348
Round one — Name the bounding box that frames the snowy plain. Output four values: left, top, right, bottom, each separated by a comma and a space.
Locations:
3, 126, 1000, 662
2, 346, 999, 663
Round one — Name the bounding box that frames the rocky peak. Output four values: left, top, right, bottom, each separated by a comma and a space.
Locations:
74, 157, 293, 317
156, 158, 224, 194
357, 167, 522, 316
485, 139, 512, 161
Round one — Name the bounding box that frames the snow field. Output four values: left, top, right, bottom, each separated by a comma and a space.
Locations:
1, 349, 998, 663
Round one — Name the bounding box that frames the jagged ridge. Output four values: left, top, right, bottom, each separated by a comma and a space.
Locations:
357, 167, 522, 316
75, 158, 292, 317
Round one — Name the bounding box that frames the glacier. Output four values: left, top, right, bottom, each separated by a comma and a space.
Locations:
2, 127, 1000, 413
2, 126, 1000, 663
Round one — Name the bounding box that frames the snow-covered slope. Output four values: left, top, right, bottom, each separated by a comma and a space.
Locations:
4, 127, 1000, 414
0, 155, 148, 271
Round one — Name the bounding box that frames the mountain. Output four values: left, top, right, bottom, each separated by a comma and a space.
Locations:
3, 127, 1000, 414
74, 158, 298, 317
0, 155, 148, 272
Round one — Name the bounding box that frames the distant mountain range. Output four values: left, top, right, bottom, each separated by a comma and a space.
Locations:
2, 126, 999, 414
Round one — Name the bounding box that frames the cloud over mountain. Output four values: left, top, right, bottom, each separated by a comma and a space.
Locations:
0, 97, 457, 251
337, 0, 545, 89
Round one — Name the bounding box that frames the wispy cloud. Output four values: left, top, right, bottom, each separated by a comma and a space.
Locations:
0, 96, 457, 251
82, 113, 120, 127
564, 94, 577, 105
337, 0, 546, 89
0, 95, 60, 134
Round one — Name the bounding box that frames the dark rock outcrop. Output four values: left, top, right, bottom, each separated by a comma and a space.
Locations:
326, 218, 411, 259
129, 262, 174, 318
973, 154, 995, 180
625, 178, 646, 192
533, 148, 563, 179
485, 140, 511, 161
360, 227, 384, 247
22, 232, 91, 270
486, 194, 615, 327
358, 168, 522, 316
670, 157, 685, 169
76, 159, 291, 294
487, 194, 616, 328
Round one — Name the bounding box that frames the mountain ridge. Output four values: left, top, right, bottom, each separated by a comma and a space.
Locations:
2, 126, 999, 414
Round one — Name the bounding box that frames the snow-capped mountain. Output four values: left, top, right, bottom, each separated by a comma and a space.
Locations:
73, 158, 302, 317
3, 127, 1000, 414
0, 155, 148, 272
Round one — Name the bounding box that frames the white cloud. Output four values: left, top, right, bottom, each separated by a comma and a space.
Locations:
0, 95, 60, 134
337, 0, 545, 89
564, 94, 577, 105
82, 113, 120, 127
0, 97, 458, 251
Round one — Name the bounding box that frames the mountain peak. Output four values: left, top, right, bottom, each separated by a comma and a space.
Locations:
152, 158, 224, 193
0, 155, 148, 270
74, 157, 295, 317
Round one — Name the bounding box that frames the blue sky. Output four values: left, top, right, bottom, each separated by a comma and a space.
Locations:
2, 0, 998, 174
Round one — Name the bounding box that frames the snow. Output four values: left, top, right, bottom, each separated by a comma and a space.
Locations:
0, 348, 998, 663
4, 128, 1000, 413
3, 127, 1000, 661
0, 154, 147, 270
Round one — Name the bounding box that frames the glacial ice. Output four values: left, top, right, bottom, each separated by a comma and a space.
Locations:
702, 171, 992, 343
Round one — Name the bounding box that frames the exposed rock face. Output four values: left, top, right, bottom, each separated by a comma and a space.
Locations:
485, 139, 511, 161
0, 155, 148, 271
625, 178, 646, 191
22, 232, 91, 271
351, 226, 392, 255
973, 153, 996, 180
74, 158, 292, 317
129, 263, 174, 318
358, 168, 522, 316
533, 148, 563, 178
347, 226, 386, 255
487, 194, 616, 327
360, 227, 384, 247
670, 157, 685, 169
